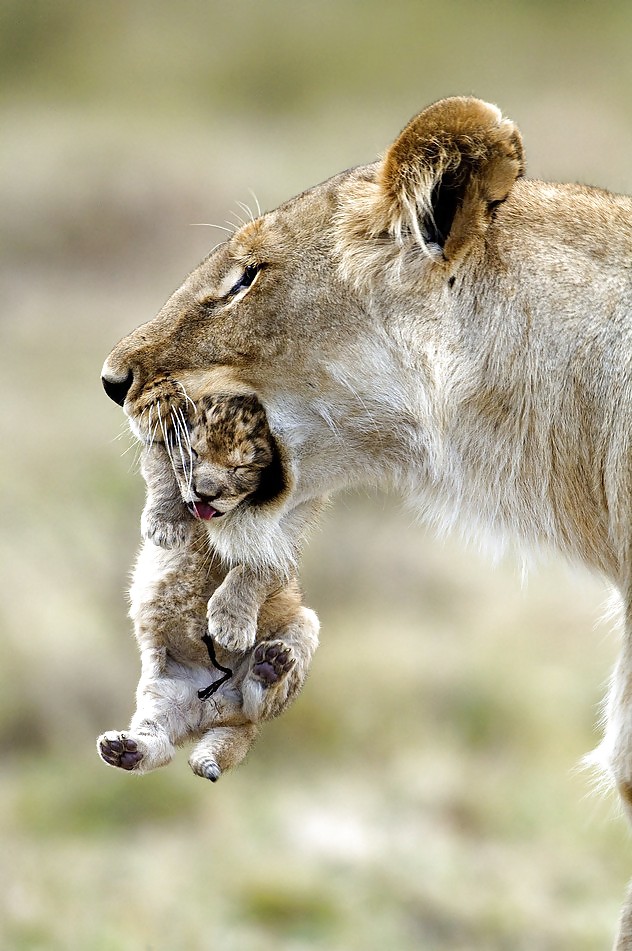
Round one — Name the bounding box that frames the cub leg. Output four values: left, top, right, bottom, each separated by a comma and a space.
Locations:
207, 565, 280, 652
241, 606, 320, 721
97, 647, 196, 775
208, 497, 325, 652
140, 444, 192, 549
189, 723, 259, 782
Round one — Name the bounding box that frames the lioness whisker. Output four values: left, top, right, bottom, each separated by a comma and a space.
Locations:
236, 200, 255, 224
146, 406, 155, 450
156, 402, 176, 471
190, 222, 234, 235
226, 209, 247, 229
176, 382, 197, 414
173, 402, 194, 444
173, 404, 194, 454
248, 188, 262, 219
172, 412, 193, 495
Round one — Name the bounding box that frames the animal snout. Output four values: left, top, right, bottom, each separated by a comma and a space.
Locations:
194, 486, 221, 503
101, 367, 133, 406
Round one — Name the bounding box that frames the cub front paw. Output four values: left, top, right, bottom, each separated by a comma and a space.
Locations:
251, 640, 295, 685
207, 598, 257, 653
97, 731, 144, 771
141, 509, 192, 549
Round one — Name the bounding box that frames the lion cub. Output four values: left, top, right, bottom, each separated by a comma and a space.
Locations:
97, 394, 319, 781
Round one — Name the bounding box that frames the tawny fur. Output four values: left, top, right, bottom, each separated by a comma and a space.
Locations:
102, 96, 632, 946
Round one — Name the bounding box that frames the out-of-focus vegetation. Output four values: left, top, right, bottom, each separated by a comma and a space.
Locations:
2, 1, 632, 948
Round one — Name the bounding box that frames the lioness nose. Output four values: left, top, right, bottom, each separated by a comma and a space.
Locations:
102, 368, 133, 406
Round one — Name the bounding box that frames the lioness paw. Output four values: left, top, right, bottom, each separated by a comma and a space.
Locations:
207, 596, 257, 653
97, 731, 144, 771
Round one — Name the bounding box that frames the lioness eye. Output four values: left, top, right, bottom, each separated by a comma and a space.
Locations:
228, 264, 259, 297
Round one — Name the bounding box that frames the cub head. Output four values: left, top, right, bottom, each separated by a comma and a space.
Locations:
103, 97, 525, 500
173, 392, 282, 519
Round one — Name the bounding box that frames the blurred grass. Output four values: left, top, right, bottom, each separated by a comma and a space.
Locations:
2, 1, 632, 948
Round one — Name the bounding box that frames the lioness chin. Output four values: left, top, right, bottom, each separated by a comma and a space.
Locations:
102, 96, 632, 948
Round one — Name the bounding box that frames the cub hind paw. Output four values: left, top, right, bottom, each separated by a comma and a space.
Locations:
251, 640, 295, 685
97, 731, 144, 771
189, 755, 222, 782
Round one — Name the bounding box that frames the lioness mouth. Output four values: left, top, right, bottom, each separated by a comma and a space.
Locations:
187, 500, 224, 521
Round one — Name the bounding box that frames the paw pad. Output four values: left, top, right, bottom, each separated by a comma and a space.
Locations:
252, 641, 295, 686
98, 732, 144, 771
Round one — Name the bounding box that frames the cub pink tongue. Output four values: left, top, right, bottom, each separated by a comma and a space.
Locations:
191, 501, 217, 521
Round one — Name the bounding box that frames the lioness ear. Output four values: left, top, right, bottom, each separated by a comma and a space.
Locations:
379, 97, 524, 261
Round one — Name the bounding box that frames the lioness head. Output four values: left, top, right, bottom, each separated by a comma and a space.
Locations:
103, 97, 524, 507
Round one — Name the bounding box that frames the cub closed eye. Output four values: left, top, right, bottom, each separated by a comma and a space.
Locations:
228, 264, 260, 297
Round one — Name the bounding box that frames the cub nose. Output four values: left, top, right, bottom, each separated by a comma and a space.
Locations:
101, 368, 133, 406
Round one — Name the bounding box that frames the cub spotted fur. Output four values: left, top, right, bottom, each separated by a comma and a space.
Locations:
102, 97, 632, 944
97, 392, 318, 781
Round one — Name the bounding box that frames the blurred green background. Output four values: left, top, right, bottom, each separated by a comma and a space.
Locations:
2, 1, 632, 948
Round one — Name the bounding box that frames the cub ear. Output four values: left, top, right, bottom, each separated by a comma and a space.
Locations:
379, 96, 524, 261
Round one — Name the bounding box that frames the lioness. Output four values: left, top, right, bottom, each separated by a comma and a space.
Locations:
101, 97, 632, 946
98, 390, 319, 780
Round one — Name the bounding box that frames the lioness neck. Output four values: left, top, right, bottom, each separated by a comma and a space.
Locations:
374, 178, 632, 579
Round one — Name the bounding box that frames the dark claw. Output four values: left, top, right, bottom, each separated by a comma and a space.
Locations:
190, 758, 221, 782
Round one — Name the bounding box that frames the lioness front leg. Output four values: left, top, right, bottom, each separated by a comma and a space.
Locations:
207, 565, 281, 652
601, 617, 632, 820
600, 615, 632, 951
